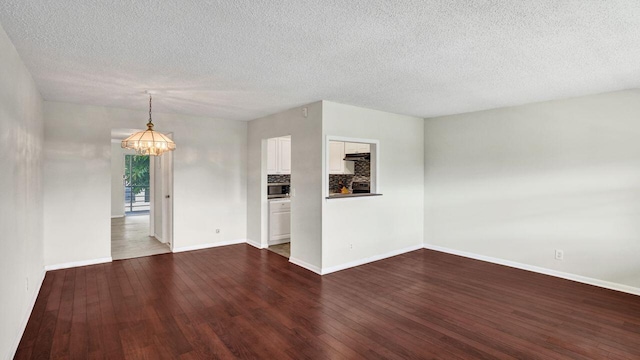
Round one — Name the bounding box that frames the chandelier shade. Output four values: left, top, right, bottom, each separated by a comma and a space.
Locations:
121, 95, 176, 156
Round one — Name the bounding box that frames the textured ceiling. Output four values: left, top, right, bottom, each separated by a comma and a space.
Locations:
1, 1, 639, 121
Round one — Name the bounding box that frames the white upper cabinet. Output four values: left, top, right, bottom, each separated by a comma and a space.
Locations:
267, 138, 278, 174
344, 142, 370, 154
278, 137, 291, 174
329, 141, 345, 174
328, 141, 354, 174
267, 136, 291, 175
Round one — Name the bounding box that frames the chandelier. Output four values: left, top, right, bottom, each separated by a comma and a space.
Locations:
121, 95, 176, 156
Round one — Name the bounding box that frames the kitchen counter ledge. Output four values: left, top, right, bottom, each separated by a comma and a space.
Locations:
326, 193, 383, 199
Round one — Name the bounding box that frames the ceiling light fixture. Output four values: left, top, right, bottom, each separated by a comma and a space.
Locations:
121, 94, 176, 156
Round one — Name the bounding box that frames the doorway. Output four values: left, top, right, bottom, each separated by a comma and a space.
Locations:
110, 131, 173, 260
265, 135, 292, 258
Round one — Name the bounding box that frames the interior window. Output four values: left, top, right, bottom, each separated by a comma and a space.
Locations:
327, 138, 378, 198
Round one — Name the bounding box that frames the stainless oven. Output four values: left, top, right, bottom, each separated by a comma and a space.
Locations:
351, 181, 370, 194
267, 183, 290, 198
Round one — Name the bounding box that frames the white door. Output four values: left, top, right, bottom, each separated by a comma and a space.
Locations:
161, 143, 174, 249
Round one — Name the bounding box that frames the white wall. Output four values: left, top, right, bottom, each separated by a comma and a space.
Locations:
43, 102, 248, 266
424, 89, 640, 291
43, 103, 112, 267
110, 142, 136, 218
110, 142, 124, 217
247, 102, 323, 272
322, 101, 424, 272
0, 24, 44, 360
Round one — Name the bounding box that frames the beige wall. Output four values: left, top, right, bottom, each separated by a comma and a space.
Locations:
424, 89, 640, 292
0, 24, 44, 359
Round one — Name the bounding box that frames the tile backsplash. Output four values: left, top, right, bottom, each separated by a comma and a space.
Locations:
329, 174, 354, 193
268, 161, 368, 191
354, 161, 370, 177
329, 160, 370, 192
268, 174, 291, 183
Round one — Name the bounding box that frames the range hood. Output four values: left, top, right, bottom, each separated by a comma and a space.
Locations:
344, 153, 370, 161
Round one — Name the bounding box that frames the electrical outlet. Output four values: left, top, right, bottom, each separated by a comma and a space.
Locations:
349, 243, 353, 250
555, 249, 564, 260
216, 229, 220, 234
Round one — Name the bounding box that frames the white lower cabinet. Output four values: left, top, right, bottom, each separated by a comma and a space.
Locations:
269, 200, 290, 244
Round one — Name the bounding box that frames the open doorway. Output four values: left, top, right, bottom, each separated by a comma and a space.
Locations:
110, 130, 173, 260
265, 135, 291, 258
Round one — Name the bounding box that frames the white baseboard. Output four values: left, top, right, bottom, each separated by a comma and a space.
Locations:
246, 239, 264, 249
153, 233, 163, 243
423, 244, 640, 297
110, 215, 124, 218
10, 268, 46, 360
289, 257, 322, 275
45, 257, 112, 271
268, 238, 290, 246
321, 244, 424, 275
172, 239, 246, 253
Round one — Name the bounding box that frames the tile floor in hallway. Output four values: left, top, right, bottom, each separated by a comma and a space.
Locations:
111, 214, 170, 260
268, 242, 290, 258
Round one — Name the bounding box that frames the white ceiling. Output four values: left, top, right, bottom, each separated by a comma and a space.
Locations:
1, 1, 639, 121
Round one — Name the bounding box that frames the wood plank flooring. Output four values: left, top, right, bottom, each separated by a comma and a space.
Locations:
111, 215, 170, 260
15, 246, 640, 359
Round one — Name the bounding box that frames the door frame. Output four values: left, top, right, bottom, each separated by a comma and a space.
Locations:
261, 135, 292, 250
148, 135, 174, 250
161, 140, 174, 251
149, 156, 156, 237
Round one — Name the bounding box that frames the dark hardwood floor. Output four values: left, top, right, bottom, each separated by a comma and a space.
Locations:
15, 245, 640, 359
